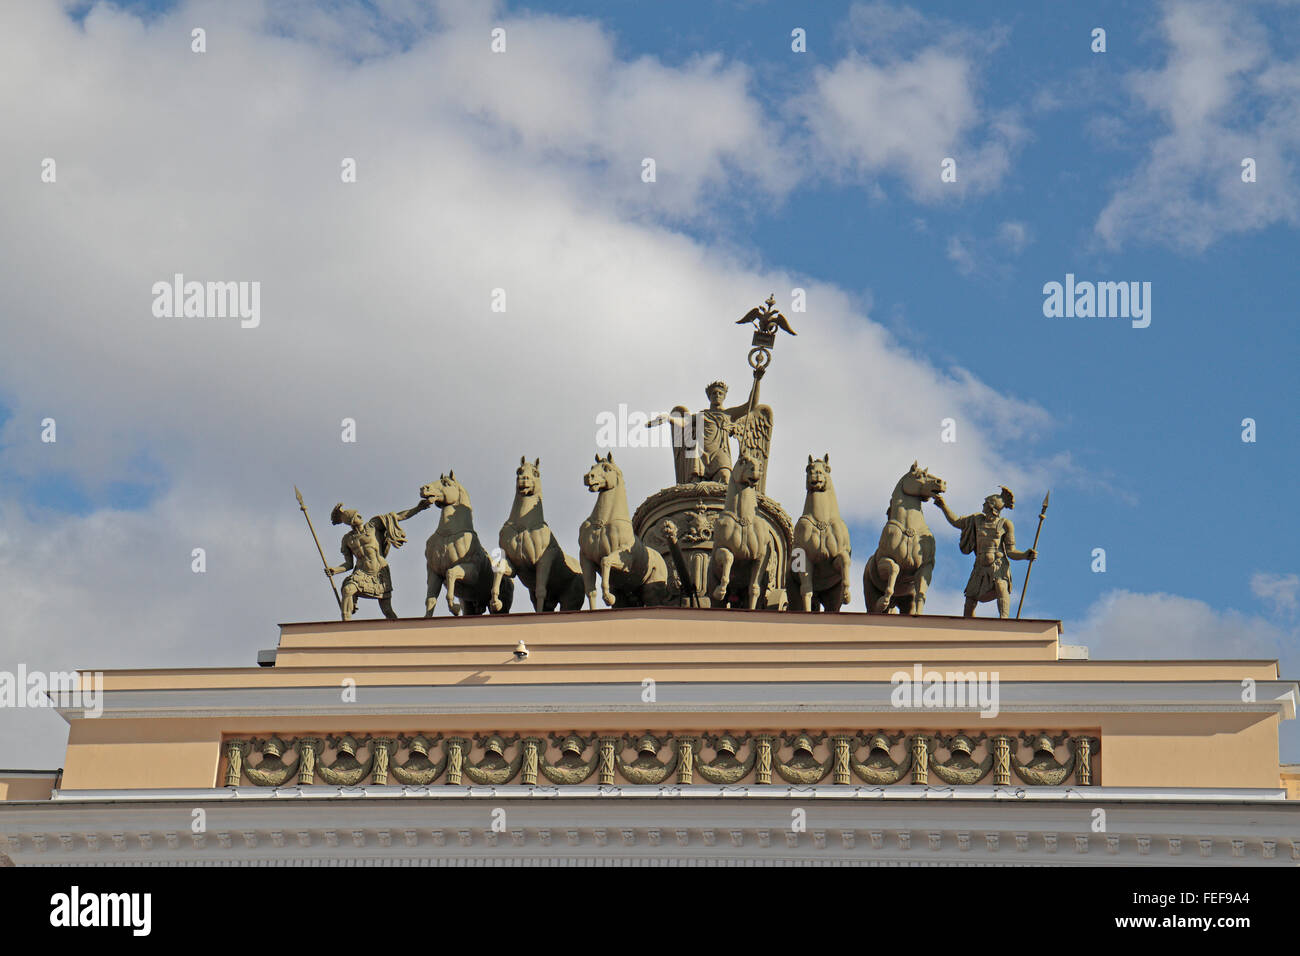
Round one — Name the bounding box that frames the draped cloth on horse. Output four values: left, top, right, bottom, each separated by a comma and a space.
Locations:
956, 513, 1012, 601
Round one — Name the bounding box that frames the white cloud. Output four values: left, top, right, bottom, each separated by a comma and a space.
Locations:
1095, 0, 1300, 251
1252, 572, 1300, 617
795, 3, 1025, 200
1071, 589, 1295, 662
944, 220, 1031, 277
997, 220, 1029, 253
0, 1, 1058, 766
946, 235, 976, 275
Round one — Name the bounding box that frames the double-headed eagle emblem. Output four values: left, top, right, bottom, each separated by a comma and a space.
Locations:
736, 294, 797, 336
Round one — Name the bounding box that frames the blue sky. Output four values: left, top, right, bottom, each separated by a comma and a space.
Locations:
1, 0, 1298, 763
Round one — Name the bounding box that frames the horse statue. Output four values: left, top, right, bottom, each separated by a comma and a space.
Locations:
492, 457, 585, 612
708, 451, 771, 608
420, 471, 513, 616
791, 453, 852, 612
864, 461, 947, 614
579, 453, 669, 608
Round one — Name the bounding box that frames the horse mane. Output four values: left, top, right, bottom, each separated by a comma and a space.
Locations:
888, 473, 912, 506
447, 477, 471, 509
823, 469, 841, 515
591, 457, 630, 520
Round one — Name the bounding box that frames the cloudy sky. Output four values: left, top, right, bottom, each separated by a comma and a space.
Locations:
1, 0, 1298, 766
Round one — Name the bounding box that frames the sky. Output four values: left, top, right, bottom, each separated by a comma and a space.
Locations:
0, 0, 1298, 766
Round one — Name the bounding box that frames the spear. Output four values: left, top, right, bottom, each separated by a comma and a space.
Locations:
1016, 490, 1049, 620
295, 485, 344, 617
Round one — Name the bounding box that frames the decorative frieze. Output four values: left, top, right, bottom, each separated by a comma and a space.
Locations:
223, 730, 1102, 789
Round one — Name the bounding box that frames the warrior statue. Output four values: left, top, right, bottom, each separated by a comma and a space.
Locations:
327, 500, 429, 620
932, 487, 1037, 618
647, 367, 772, 492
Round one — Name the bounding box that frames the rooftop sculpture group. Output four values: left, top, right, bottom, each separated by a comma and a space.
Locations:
296, 296, 1046, 620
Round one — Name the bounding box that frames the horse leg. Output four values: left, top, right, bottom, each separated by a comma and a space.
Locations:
600, 553, 625, 607
862, 564, 878, 613
490, 565, 511, 613
790, 571, 806, 612
872, 557, 900, 613
913, 564, 934, 615
911, 537, 935, 616
746, 555, 763, 609
534, 550, 556, 612
581, 555, 600, 609
424, 569, 443, 618
559, 567, 584, 611
824, 583, 843, 613
711, 548, 734, 604
835, 551, 852, 609
445, 564, 466, 616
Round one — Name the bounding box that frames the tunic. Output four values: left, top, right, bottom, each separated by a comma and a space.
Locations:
955, 513, 1013, 601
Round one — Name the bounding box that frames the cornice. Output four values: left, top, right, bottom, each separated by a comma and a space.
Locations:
3, 786, 1297, 867
53, 679, 1299, 721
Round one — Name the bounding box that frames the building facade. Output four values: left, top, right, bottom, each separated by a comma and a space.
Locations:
2, 609, 1297, 866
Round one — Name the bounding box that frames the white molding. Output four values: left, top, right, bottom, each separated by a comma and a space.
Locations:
38, 784, 1291, 804
0, 770, 60, 778
51, 679, 1300, 721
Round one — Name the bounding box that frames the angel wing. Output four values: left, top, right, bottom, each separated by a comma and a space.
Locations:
734, 405, 773, 494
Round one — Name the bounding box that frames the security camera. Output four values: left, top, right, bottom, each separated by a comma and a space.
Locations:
513, 640, 529, 662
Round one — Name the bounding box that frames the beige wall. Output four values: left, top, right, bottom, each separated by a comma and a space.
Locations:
46, 612, 1294, 792
1099, 713, 1281, 789
0, 772, 59, 802
1280, 766, 1300, 798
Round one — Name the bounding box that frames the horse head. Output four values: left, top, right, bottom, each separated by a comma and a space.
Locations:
900, 460, 946, 501
584, 453, 623, 494
805, 453, 832, 493
420, 470, 469, 509
516, 456, 542, 498
733, 452, 764, 489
